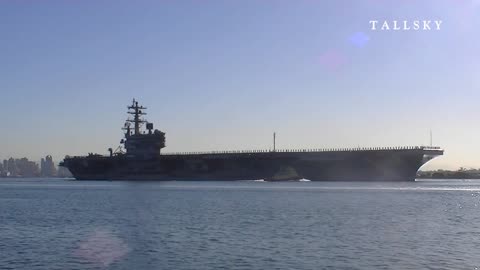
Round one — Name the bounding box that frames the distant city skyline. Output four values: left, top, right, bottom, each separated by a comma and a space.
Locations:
0, 155, 71, 178
1, 0, 479, 170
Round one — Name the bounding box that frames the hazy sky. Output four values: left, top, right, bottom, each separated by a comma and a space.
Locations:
1, 0, 479, 170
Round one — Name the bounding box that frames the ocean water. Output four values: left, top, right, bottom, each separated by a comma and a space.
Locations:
1, 179, 480, 270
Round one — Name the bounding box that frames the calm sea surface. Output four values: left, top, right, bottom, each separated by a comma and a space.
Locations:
2, 179, 480, 270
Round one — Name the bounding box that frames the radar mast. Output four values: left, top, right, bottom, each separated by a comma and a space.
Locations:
126, 98, 147, 135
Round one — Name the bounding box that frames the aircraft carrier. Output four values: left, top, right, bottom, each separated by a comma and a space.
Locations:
60, 99, 443, 181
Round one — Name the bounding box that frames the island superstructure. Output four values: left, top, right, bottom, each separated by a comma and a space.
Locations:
60, 99, 444, 181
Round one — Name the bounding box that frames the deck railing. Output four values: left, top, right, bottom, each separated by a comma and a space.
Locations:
161, 146, 442, 156
64, 146, 442, 159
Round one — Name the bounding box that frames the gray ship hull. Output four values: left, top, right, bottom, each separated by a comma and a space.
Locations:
61, 147, 443, 181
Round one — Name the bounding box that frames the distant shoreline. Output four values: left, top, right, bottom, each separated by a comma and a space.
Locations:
417, 169, 480, 180
0, 177, 74, 180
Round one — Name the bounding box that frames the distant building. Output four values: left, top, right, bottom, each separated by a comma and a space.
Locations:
15, 158, 40, 177
1, 160, 7, 177
0, 157, 39, 177
0, 155, 70, 178
7, 158, 17, 177
41, 155, 57, 177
